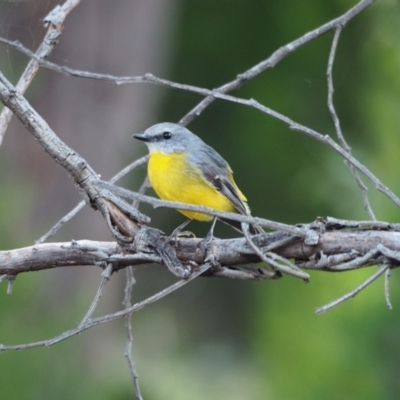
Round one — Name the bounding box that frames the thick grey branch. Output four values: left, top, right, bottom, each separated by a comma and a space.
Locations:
2, 228, 400, 277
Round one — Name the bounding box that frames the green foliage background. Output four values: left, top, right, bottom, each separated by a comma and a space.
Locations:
1, 1, 400, 399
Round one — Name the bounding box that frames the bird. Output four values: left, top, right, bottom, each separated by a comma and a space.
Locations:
133, 122, 263, 237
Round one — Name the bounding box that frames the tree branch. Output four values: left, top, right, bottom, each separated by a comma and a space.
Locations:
2, 227, 400, 277
0, 261, 214, 352
179, 0, 376, 125
0, 0, 82, 145
0, 71, 149, 243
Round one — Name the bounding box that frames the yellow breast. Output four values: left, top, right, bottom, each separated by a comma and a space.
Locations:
148, 151, 236, 221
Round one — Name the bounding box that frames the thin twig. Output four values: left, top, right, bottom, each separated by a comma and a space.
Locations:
35, 201, 86, 244
326, 248, 379, 271
180, 0, 376, 125
1, 5, 394, 213
241, 223, 310, 280
239, 97, 400, 208
0, 0, 82, 145
327, 28, 348, 149
298, 251, 360, 270
132, 177, 150, 209
326, 28, 376, 220
109, 156, 149, 184
79, 264, 113, 327
384, 268, 393, 310
315, 265, 389, 314
265, 251, 310, 281
6, 277, 15, 295
322, 216, 400, 230
123, 266, 143, 400
0, 262, 212, 352
35, 156, 148, 244
65, 80, 400, 212
0, 1, 375, 111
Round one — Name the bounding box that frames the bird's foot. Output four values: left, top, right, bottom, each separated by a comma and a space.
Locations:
165, 219, 193, 244
197, 217, 217, 255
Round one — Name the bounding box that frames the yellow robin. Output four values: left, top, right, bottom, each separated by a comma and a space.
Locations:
134, 122, 263, 234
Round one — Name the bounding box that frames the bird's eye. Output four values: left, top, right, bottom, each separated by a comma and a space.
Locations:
162, 131, 172, 140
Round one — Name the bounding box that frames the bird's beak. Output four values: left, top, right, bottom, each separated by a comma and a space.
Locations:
133, 133, 149, 142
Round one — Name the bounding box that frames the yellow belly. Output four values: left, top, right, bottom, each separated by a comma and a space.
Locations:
148, 151, 236, 221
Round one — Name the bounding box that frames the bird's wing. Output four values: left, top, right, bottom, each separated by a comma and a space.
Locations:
189, 144, 249, 215
189, 144, 265, 235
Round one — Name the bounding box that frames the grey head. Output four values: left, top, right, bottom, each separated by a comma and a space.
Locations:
133, 122, 205, 154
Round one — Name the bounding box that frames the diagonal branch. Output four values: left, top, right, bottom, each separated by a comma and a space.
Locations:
0, 71, 149, 243
180, 0, 376, 125
1, 41, 391, 212
35, 156, 148, 245
0, 0, 82, 145
0, 261, 213, 352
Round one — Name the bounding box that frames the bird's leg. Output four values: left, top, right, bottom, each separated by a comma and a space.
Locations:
165, 219, 193, 244
197, 217, 217, 258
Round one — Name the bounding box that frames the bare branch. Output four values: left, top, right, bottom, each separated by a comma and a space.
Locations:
0, 72, 150, 243
132, 177, 150, 209
0, 1, 391, 396
315, 265, 389, 314
385, 268, 393, 310
98, 180, 317, 241
316, 243, 400, 313
327, 28, 348, 150
180, 0, 376, 125
7, 277, 15, 295
35, 201, 86, 245
0, 0, 82, 145
227, 97, 400, 208
123, 267, 143, 400
241, 223, 308, 280
3, 228, 400, 277
79, 264, 113, 327
0, 2, 392, 215
321, 216, 400, 230
0, 262, 213, 352
326, 28, 376, 219
0, 0, 375, 110
36, 156, 149, 244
